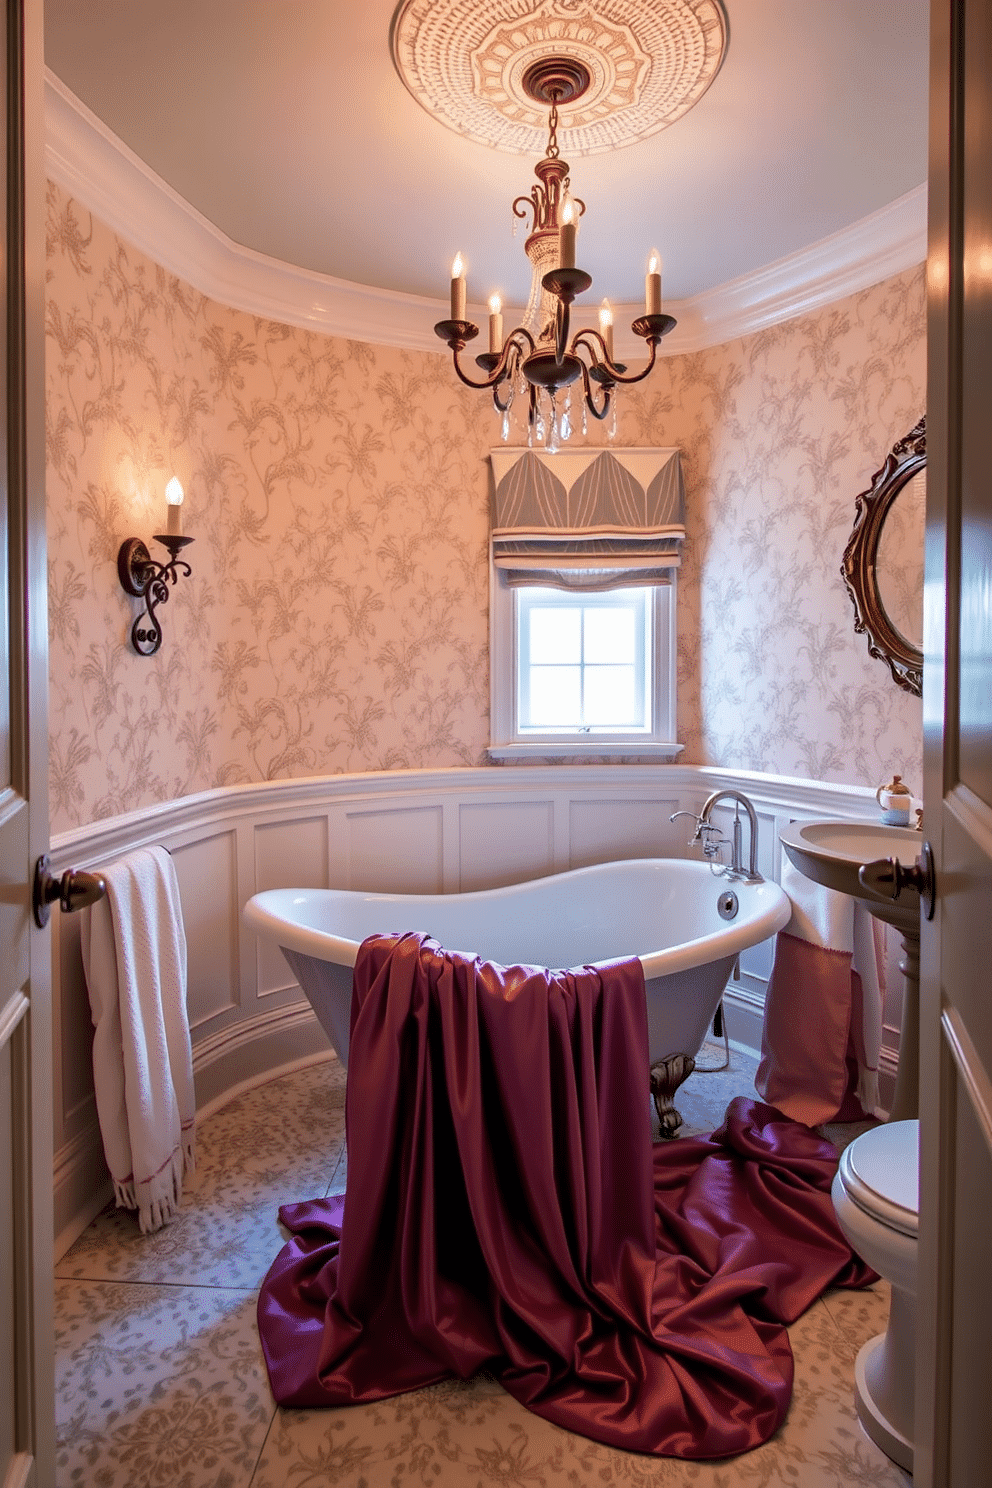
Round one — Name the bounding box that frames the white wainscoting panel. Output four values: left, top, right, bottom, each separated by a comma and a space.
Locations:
55, 914, 96, 1143
567, 794, 683, 869
253, 815, 330, 997
174, 832, 240, 1033
346, 804, 444, 893
457, 800, 555, 891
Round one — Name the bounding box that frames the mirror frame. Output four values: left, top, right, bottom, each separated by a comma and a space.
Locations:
841, 415, 925, 697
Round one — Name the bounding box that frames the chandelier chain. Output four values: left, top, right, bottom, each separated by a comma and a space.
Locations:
546, 99, 561, 159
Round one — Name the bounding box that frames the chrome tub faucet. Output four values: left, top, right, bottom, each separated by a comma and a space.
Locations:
670, 789, 764, 883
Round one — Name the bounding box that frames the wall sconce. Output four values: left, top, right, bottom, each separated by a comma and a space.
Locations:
117, 478, 194, 656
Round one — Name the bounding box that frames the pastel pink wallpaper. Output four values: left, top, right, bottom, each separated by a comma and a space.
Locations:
45, 181, 925, 833
668, 277, 926, 783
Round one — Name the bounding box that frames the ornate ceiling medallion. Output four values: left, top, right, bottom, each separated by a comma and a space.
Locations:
390, 0, 728, 156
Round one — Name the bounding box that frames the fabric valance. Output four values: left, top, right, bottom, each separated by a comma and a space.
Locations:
490, 447, 684, 590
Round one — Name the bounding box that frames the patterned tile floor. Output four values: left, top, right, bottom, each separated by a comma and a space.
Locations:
54, 1045, 913, 1487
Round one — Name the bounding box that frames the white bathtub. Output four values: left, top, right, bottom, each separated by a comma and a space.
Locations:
244, 858, 789, 1128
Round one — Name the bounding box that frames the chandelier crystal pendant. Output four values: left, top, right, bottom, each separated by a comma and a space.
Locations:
433, 57, 676, 449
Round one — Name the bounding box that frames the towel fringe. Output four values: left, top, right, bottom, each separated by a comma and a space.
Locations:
136, 1145, 187, 1234
113, 1177, 136, 1210
114, 1144, 190, 1233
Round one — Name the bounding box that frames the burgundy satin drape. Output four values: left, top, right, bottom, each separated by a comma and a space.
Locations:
257, 932, 874, 1459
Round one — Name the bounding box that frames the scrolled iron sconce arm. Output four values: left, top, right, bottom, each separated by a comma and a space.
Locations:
118, 534, 194, 657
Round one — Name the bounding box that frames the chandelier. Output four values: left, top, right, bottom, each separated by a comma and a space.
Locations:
433, 57, 676, 450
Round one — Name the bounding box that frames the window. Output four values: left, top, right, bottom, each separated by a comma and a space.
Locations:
518, 587, 649, 733
487, 446, 685, 759
489, 569, 680, 758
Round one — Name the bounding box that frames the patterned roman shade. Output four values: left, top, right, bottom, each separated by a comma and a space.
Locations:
490, 448, 684, 590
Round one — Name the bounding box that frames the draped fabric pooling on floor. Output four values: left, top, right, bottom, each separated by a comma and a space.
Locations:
257, 932, 874, 1459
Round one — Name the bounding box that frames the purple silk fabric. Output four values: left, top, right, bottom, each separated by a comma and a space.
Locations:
257, 932, 874, 1459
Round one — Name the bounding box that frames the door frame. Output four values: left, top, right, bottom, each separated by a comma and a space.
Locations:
4, 0, 54, 1481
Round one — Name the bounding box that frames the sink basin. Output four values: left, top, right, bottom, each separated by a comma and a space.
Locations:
779, 820, 923, 931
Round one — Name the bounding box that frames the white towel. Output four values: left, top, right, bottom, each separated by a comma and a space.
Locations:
81, 846, 195, 1232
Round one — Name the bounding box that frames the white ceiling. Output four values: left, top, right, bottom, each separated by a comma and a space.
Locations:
43, 0, 930, 314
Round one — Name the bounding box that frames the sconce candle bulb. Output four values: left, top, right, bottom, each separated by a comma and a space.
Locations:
646, 250, 662, 317
165, 477, 184, 537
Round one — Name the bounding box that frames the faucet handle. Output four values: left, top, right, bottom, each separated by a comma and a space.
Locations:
698, 824, 727, 861
670, 809, 704, 842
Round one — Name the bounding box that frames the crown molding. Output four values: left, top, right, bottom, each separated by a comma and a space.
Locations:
659, 188, 928, 353
44, 70, 926, 357
43, 71, 445, 350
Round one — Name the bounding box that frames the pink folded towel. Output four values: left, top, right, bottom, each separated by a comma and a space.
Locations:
756, 857, 884, 1126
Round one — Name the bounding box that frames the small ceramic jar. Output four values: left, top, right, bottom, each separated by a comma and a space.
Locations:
877, 774, 912, 826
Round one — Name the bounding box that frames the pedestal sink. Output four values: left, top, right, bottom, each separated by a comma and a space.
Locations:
778, 821, 926, 1121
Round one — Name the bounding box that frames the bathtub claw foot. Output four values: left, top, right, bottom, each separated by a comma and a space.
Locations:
650, 1053, 696, 1138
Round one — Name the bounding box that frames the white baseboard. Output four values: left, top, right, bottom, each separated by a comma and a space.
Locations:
53, 1127, 114, 1262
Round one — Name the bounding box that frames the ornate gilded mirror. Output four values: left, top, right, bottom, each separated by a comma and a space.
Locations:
841, 416, 925, 696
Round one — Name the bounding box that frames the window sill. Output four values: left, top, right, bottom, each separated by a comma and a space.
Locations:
487, 742, 685, 762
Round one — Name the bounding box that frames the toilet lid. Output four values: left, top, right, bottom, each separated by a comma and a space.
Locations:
839, 1119, 919, 1238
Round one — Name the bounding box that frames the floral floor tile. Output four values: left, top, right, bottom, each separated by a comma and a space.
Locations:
55, 1278, 275, 1488
246, 1295, 908, 1488
56, 1060, 346, 1289
819, 1281, 893, 1365
773, 1295, 913, 1486
251, 1374, 716, 1488
671, 1041, 760, 1138
55, 1052, 912, 1488
193, 1057, 346, 1185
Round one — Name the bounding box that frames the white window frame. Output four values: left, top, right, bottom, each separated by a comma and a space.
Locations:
487, 565, 683, 760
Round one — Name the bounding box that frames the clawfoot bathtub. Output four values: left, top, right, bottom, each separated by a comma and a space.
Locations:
244, 857, 790, 1135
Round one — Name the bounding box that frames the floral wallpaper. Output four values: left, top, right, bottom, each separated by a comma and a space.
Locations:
45, 180, 925, 833
666, 274, 926, 785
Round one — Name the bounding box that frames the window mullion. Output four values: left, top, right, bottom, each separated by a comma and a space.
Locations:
578, 603, 587, 728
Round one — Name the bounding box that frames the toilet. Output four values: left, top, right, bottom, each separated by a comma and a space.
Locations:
830, 1119, 919, 1473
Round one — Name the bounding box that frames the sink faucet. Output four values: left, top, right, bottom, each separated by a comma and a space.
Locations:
671, 789, 764, 883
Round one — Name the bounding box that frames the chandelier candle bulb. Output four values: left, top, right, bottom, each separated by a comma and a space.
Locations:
450, 253, 466, 321
646, 250, 662, 316
165, 477, 184, 537
599, 299, 614, 360
560, 196, 577, 270
488, 294, 503, 353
